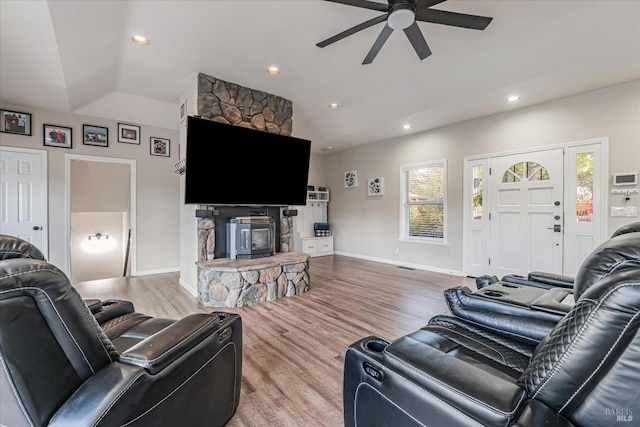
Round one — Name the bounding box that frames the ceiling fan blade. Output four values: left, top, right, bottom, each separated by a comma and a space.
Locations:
415, 9, 493, 30
323, 0, 389, 13
362, 24, 394, 65
317, 14, 388, 48
415, 0, 447, 9
403, 21, 431, 60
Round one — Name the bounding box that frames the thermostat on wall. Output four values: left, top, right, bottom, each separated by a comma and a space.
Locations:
613, 173, 638, 186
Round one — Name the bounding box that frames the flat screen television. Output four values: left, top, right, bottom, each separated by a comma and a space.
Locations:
185, 116, 311, 206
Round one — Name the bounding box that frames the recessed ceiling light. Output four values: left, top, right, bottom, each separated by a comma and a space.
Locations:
507, 95, 520, 102
267, 66, 280, 75
131, 35, 150, 46
329, 103, 340, 109
321, 146, 333, 152
403, 124, 411, 130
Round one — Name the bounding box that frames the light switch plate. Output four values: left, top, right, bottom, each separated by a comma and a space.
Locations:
611, 206, 638, 217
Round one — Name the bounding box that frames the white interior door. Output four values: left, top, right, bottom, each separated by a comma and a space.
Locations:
489, 149, 564, 277
0, 147, 48, 257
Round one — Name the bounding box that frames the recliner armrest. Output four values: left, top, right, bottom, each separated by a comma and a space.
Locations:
527, 271, 574, 289
119, 313, 221, 374
530, 288, 574, 315
445, 286, 562, 342
383, 335, 527, 426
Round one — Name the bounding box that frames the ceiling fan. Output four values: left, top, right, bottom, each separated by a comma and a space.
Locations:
316, 0, 493, 64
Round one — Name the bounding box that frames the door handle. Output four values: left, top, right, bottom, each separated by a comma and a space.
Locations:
33, 226, 42, 231
547, 225, 561, 232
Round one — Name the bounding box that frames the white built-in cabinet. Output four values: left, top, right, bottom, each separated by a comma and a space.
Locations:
295, 190, 334, 257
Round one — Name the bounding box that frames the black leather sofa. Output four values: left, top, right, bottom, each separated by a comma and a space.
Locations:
343, 235, 640, 426
0, 241, 242, 426
477, 221, 640, 291
445, 231, 640, 343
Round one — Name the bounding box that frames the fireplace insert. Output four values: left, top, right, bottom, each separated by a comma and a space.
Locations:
226, 216, 275, 259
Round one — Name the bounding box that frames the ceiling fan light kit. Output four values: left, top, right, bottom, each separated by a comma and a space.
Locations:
387, 5, 415, 30
317, 0, 493, 64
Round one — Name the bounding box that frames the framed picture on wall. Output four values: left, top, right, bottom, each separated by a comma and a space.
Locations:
43, 124, 72, 149
82, 125, 108, 147
118, 123, 140, 144
344, 170, 358, 188
1, 109, 32, 136
179, 100, 187, 122
150, 137, 170, 157
367, 177, 383, 196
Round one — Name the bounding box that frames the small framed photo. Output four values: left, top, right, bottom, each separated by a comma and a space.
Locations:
82, 125, 108, 147
179, 99, 187, 122
118, 123, 140, 144
150, 137, 170, 157
367, 177, 384, 196
1, 109, 32, 136
344, 170, 358, 188
43, 124, 72, 149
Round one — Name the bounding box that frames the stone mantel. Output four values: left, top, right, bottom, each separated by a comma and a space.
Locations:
197, 252, 310, 307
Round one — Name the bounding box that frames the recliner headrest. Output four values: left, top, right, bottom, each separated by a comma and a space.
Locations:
610, 221, 640, 238
574, 232, 640, 299
0, 234, 46, 261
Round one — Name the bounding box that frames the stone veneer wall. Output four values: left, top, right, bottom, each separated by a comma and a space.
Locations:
198, 253, 310, 307
197, 73, 293, 135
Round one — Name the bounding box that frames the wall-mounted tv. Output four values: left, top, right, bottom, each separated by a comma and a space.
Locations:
185, 116, 311, 206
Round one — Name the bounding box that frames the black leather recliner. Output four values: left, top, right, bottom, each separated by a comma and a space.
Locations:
445, 232, 640, 343
343, 264, 640, 426
0, 257, 242, 427
477, 221, 640, 291
0, 234, 137, 326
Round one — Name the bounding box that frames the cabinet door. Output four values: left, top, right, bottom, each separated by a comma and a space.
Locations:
319, 238, 333, 253
302, 239, 318, 254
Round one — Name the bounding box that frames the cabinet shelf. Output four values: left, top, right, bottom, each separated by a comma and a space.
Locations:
306, 190, 329, 203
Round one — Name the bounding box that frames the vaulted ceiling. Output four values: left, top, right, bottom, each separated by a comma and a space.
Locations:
1, 0, 639, 153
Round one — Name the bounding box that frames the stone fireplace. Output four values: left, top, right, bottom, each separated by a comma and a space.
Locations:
190, 72, 307, 308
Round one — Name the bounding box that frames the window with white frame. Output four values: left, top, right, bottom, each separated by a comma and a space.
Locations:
400, 160, 447, 242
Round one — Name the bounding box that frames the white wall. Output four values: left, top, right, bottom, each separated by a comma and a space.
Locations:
325, 80, 640, 274
0, 104, 180, 276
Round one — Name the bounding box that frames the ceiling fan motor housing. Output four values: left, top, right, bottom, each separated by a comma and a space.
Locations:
388, 4, 416, 30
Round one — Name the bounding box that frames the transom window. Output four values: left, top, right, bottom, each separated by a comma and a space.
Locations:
502, 161, 549, 183
400, 160, 446, 242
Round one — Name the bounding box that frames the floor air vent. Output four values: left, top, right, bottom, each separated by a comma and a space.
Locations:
397, 266, 415, 270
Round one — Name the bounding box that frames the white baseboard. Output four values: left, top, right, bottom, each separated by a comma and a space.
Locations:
333, 251, 465, 276
179, 278, 197, 297
133, 267, 180, 277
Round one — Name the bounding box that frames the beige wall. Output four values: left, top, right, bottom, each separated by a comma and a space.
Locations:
71, 160, 130, 212
0, 104, 180, 276
324, 80, 640, 273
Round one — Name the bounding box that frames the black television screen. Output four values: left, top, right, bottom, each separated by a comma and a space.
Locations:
185, 116, 311, 206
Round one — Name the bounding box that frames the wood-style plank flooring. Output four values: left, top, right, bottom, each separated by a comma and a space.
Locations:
74, 255, 475, 427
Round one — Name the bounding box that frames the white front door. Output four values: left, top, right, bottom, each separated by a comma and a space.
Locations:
0, 147, 48, 257
489, 149, 564, 277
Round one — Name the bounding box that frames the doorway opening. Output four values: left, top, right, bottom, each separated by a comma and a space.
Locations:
65, 154, 136, 283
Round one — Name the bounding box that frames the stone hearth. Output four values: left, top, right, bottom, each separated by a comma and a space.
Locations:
197, 252, 310, 307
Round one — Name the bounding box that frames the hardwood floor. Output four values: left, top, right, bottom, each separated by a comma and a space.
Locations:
75, 255, 476, 427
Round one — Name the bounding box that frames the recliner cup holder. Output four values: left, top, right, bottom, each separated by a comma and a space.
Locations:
364, 339, 389, 353
483, 290, 505, 298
